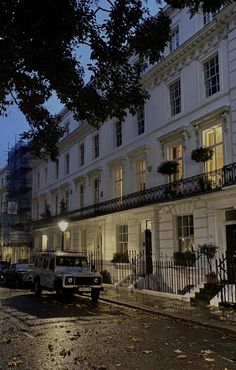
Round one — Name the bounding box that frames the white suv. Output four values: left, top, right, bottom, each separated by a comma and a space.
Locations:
32, 251, 102, 302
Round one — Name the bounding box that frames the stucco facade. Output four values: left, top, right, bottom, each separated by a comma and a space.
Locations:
32, 4, 236, 275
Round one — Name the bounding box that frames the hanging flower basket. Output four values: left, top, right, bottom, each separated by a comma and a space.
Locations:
157, 160, 179, 176
191, 146, 214, 163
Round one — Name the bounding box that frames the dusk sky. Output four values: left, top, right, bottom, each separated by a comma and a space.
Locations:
0, 1, 161, 168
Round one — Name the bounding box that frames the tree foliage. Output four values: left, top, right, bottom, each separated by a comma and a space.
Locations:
0, 0, 235, 160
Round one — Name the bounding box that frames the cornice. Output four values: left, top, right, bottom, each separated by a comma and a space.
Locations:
142, 5, 235, 90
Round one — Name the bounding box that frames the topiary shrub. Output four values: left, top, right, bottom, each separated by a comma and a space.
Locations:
191, 146, 214, 163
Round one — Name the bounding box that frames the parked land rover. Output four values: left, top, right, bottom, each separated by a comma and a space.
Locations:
32, 251, 103, 302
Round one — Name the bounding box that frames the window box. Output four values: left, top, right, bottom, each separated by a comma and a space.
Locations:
111, 252, 129, 263
173, 251, 196, 266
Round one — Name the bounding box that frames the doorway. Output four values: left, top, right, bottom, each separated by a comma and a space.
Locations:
226, 224, 236, 283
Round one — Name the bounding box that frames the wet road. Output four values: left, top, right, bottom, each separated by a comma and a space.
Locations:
0, 286, 236, 370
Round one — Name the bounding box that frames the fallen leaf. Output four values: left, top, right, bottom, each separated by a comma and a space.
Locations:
130, 336, 140, 342
142, 350, 152, 354
125, 345, 134, 350
174, 349, 183, 354
48, 344, 53, 352
204, 358, 215, 362
115, 364, 121, 367
177, 355, 187, 359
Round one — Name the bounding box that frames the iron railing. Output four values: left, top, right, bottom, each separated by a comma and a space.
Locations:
33, 162, 236, 229
216, 254, 236, 307
87, 250, 236, 306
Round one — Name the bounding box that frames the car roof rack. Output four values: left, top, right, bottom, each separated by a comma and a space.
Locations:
35, 250, 88, 256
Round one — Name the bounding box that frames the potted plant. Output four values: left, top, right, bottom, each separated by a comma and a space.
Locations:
111, 252, 129, 263
199, 243, 218, 283
191, 146, 214, 163
173, 251, 196, 266
157, 160, 179, 176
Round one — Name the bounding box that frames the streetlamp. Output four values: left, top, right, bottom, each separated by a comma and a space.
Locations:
58, 220, 69, 252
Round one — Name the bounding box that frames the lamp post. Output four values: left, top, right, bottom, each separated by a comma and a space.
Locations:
58, 220, 69, 252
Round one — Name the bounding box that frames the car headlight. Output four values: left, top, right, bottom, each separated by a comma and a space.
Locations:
94, 277, 100, 284
65, 276, 74, 285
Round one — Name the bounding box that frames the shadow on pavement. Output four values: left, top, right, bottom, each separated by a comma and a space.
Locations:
0, 291, 125, 320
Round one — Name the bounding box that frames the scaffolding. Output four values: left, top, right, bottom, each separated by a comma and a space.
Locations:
0, 139, 32, 262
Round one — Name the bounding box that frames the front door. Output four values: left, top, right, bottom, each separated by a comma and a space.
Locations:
95, 230, 102, 272
226, 224, 236, 283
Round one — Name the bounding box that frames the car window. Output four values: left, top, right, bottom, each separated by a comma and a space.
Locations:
49, 258, 55, 271
43, 258, 49, 269
15, 264, 30, 271
56, 256, 88, 267
35, 257, 43, 268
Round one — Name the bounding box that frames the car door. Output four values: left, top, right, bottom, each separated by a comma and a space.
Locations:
7, 264, 15, 284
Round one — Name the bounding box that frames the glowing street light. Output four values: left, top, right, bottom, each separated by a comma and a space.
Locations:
58, 220, 69, 251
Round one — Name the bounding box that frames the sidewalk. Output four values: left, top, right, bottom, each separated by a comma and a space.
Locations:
100, 285, 236, 335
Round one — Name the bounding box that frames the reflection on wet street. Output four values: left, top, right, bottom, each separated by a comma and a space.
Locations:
0, 286, 236, 370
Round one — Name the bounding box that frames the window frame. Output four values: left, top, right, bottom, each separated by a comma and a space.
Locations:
117, 225, 128, 254
169, 78, 181, 116
136, 160, 146, 191
137, 105, 145, 135
80, 143, 85, 166
65, 153, 70, 175
115, 121, 123, 147
176, 214, 194, 253
170, 26, 179, 52
114, 166, 123, 198
204, 54, 220, 98
93, 134, 99, 159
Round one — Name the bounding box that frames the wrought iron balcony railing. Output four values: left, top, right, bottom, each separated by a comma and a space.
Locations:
33, 162, 236, 229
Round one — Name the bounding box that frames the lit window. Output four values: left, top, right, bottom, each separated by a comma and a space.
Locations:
177, 215, 194, 253
115, 121, 122, 147
170, 27, 179, 52
204, 54, 220, 97
170, 79, 181, 116
168, 144, 183, 181
136, 160, 146, 191
137, 106, 145, 135
117, 225, 128, 254
202, 124, 223, 172
114, 167, 123, 198
94, 134, 99, 158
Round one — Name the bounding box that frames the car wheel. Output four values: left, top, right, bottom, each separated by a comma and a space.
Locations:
55, 285, 64, 301
34, 279, 42, 297
91, 289, 100, 303
3, 276, 7, 286
15, 278, 20, 289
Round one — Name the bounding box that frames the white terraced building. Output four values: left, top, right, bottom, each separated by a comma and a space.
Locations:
32, 4, 236, 298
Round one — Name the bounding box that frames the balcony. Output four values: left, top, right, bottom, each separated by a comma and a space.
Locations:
32, 162, 236, 229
